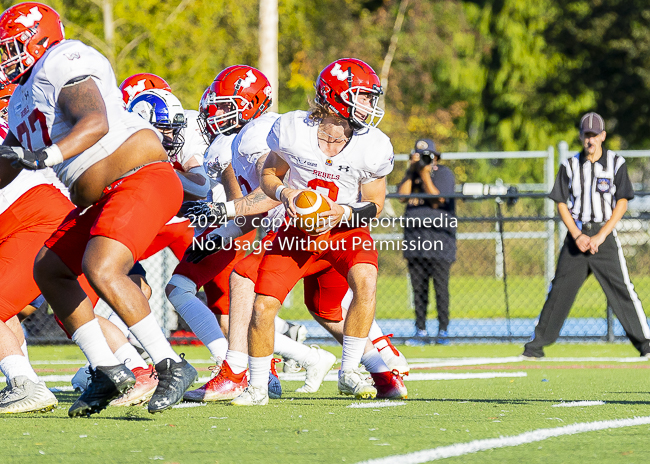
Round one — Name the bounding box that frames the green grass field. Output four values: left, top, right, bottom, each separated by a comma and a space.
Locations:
278, 274, 650, 320
4, 343, 650, 463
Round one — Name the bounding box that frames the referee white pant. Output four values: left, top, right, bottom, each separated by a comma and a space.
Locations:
525, 224, 650, 356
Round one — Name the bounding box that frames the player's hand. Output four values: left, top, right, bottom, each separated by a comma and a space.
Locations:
0, 146, 48, 170
575, 233, 591, 253
280, 187, 302, 218
180, 201, 228, 225
183, 232, 224, 264
316, 195, 345, 234
588, 232, 606, 254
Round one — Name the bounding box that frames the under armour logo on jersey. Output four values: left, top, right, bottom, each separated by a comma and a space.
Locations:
124, 79, 147, 99
330, 63, 352, 81
238, 70, 258, 89
338, 165, 350, 172
15, 7, 42, 27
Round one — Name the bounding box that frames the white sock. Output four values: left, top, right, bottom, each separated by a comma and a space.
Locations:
0, 355, 38, 383
368, 320, 384, 345
274, 316, 290, 334
248, 355, 272, 390
20, 341, 29, 360
129, 313, 181, 365
107, 311, 130, 338
340, 335, 366, 374
71, 318, 120, 369
226, 350, 248, 375
114, 342, 148, 371
361, 348, 389, 374
175, 295, 227, 359
273, 333, 312, 365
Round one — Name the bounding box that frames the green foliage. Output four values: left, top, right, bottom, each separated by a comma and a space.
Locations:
11, 0, 650, 179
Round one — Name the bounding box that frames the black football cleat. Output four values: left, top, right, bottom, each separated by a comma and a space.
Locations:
68, 364, 136, 418
148, 355, 197, 414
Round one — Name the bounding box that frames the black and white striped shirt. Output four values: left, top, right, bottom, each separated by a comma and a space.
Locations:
549, 148, 634, 223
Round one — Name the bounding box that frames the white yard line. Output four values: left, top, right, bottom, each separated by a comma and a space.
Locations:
553, 401, 606, 408
279, 371, 526, 382
348, 401, 406, 409
356, 416, 650, 464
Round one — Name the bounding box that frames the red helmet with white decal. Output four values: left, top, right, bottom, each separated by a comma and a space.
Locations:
119, 73, 171, 105
0, 2, 65, 84
202, 65, 272, 139
0, 83, 17, 119
315, 58, 384, 129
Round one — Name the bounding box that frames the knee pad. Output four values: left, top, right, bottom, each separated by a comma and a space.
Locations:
167, 274, 198, 314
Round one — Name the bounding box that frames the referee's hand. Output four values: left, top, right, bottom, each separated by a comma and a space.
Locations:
589, 233, 606, 254
575, 234, 591, 253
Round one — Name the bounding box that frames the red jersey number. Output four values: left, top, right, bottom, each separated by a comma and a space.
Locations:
307, 179, 339, 201
16, 108, 52, 151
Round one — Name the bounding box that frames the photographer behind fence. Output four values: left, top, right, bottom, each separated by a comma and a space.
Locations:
397, 138, 457, 346
523, 112, 650, 358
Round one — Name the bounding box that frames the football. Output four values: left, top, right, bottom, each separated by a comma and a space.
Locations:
293, 190, 331, 235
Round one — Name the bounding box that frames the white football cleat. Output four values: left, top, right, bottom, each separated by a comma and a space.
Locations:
282, 358, 302, 374
338, 369, 377, 399
295, 346, 336, 393
0, 376, 58, 414
373, 334, 410, 376
231, 386, 269, 406
284, 322, 308, 344
71, 365, 92, 392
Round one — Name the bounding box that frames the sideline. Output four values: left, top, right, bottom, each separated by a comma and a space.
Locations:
356, 416, 650, 464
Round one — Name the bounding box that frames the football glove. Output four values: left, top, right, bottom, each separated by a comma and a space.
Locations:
0, 145, 63, 170
183, 231, 224, 264
181, 201, 228, 225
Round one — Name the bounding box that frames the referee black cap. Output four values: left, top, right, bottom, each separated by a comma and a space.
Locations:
580, 112, 605, 135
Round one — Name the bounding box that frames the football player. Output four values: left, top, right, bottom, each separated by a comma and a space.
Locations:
234, 58, 404, 404
184, 110, 407, 402
0, 3, 197, 417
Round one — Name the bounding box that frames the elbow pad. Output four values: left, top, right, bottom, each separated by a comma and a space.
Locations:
179, 166, 211, 198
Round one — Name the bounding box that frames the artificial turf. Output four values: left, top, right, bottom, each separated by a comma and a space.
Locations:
3, 343, 650, 463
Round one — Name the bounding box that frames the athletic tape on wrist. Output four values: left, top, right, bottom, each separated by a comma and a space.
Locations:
275, 185, 286, 201
225, 200, 236, 219
44, 144, 63, 167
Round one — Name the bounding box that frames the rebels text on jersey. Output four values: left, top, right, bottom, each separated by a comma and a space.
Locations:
7, 40, 154, 187
231, 112, 280, 195
266, 111, 394, 203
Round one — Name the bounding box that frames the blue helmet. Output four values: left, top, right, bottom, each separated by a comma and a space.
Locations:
128, 89, 186, 160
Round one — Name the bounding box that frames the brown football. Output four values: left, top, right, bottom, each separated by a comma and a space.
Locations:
294, 190, 331, 235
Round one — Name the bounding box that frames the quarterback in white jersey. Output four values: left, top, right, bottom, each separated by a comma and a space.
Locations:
231, 58, 406, 406
0, 3, 196, 417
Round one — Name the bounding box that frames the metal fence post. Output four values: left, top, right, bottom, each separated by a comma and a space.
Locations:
545, 146, 555, 288
607, 305, 615, 342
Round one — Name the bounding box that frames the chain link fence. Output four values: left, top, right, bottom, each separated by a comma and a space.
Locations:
21, 147, 650, 345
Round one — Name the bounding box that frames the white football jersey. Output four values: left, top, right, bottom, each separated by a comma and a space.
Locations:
231, 112, 284, 231
231, 112, 280, 194
176, 110, 207, 169
203, 132, 236, 203
7, 40, 154, 188
267, 111, 394, 204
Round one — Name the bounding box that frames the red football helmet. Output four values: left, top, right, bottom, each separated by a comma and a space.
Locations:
202, 65, 272, 139
119, 73, 172, 105
0, 3, 65, 85
315, 58, 384, 129
0, 83, 17, 119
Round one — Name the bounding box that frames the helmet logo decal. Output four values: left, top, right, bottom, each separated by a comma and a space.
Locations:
238, 70, 257, 89
124, 79, 147, 99
330, 63, 351, 81
15, 7, 43, 27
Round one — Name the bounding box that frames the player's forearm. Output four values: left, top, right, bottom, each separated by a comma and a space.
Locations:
56, 113, 108, 160
177, 167, 210, 199
235, 187, 280, 216
261, 172, 284, 200
558, 203, 581, 239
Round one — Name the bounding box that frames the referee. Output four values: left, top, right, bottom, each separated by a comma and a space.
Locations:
523, 112, 650, 358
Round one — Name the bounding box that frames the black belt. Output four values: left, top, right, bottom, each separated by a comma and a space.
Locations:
582, 222, 605, 231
